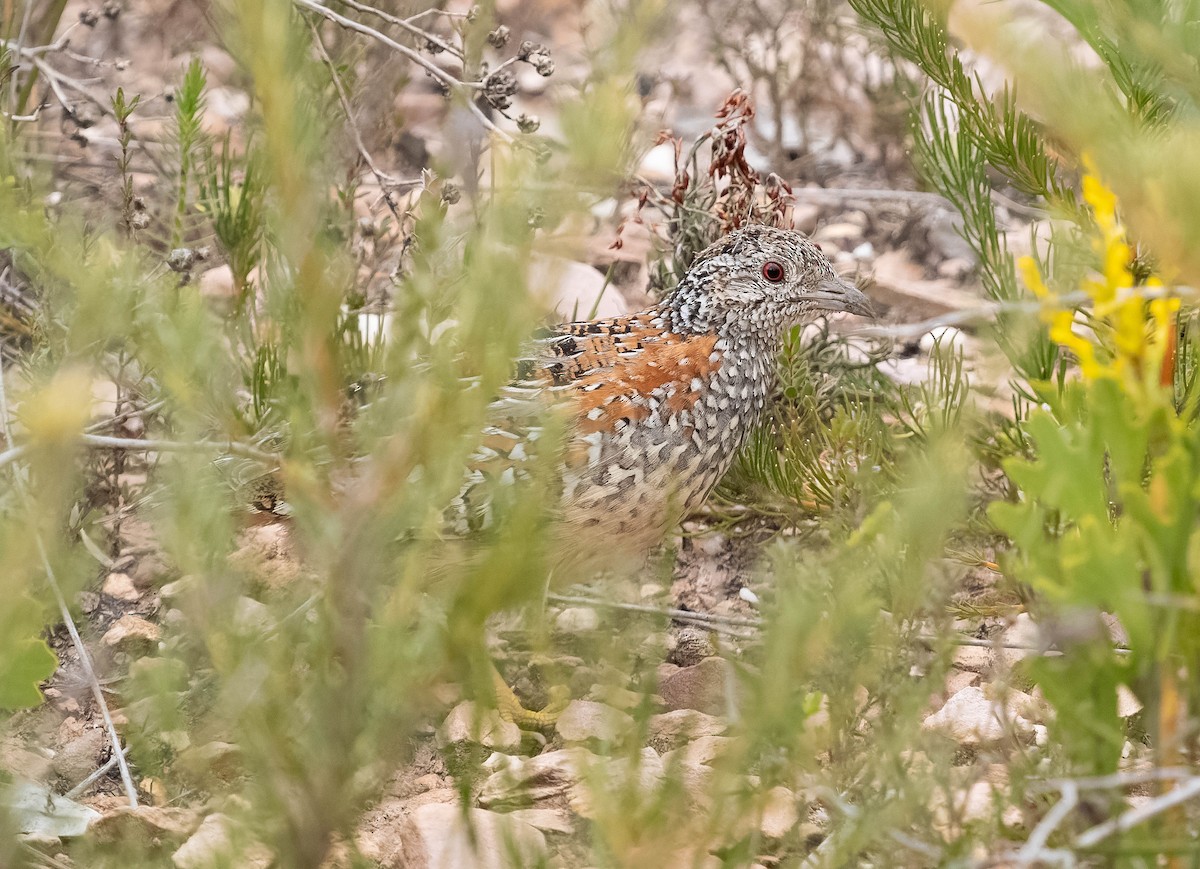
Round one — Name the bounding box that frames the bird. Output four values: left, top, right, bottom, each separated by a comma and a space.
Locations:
452, 224, 873, 725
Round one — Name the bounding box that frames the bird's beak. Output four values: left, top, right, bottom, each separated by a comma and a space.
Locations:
809, 275, 874, 318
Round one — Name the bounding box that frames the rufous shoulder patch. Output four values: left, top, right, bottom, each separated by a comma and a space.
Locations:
573, 332, 721, 434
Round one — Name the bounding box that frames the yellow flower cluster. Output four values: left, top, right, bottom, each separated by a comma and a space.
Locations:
1018, 160, 1179, 390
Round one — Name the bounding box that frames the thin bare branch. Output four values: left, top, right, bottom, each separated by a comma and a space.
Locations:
1014, 781, 1078, 867
0, 433, 280, 471
849, 283, 1199, 343
1075, 776, 1200, 849
307, 17, 426, 202
64, 742, 128, 799
292, 0, 514, 143
1036, 767, 1200, 793
547, 592, 1131, 655
337, 0, 462, 58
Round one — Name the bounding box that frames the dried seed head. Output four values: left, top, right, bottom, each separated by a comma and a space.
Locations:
167, 248, 199, 273
487, 25, 510, 49
483, 70, 518, 110
517, 41, 554, 76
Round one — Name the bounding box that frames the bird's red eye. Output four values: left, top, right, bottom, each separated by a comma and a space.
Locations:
762, 261, 786, 283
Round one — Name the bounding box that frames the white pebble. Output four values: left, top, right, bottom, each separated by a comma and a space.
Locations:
918, 325, 966, 354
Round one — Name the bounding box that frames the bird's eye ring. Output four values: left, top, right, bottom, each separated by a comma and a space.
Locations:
762, 261, 786, 283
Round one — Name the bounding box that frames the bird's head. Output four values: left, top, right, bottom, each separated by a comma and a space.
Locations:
665, 225, 873, 340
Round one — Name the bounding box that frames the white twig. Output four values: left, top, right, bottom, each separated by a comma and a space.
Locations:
84, 399, 168, 434
27, 54, 112, 119
547, 592, 761, 628
0, 433, 280, 471
1036, 767, 1199, 793
7, 0, 36, 108
887, 830, 944, 861
0, 359, 139, 808
1075, 776, 1200, 849
849, 283, 1199, 343
64, 742, 128, 799
292, 0, 457, 85
792, 187, 955, 207
1014, 780, 1079, 866
993, 771, 1200, 866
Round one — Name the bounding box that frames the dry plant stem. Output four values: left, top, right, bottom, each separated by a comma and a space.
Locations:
546, 592, 1131, 655
0, 433, 279, 471
0, 359, 139, 808
64, 742, 127, 799
1, 108, 41, 122
547, 592, 761, 628
6, 0, 37, 108
1074, 775, 1200, 848
78, 527, 115, 569
789, 185, 1043, 217
1037, 767, 1200, 792
849, 283, 1198, 343
1013, 780, 1078, 867
2, 32, 171, 175
27, 54, 109, 119
307, 18, 424, 202
335, 0, 461, 58
292, 0, 513, 143
999, 776, 1200, 866
791, 187, 955, 207
83, 399, 167, 434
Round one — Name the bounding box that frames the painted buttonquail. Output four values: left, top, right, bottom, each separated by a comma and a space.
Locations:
459, 224, 873, 725
456, 224, 873, 569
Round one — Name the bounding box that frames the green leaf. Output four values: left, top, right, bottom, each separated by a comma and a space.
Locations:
0, 637, 57, 710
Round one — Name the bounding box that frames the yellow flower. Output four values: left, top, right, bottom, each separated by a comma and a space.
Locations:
1021, 158, 1178, 393
1018, 256, 1051, 300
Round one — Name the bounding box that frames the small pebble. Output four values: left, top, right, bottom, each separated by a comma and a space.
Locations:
919, 325, 966, 354
554, 607, 600, 633
101, 572, 139, 602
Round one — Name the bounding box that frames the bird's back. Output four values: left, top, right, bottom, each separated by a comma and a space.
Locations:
454, 304, 775, 569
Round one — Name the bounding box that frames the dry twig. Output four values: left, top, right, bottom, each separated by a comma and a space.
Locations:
292, 0, 513, 143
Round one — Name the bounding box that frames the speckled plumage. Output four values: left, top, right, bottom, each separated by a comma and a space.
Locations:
454, 224, 872, 567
